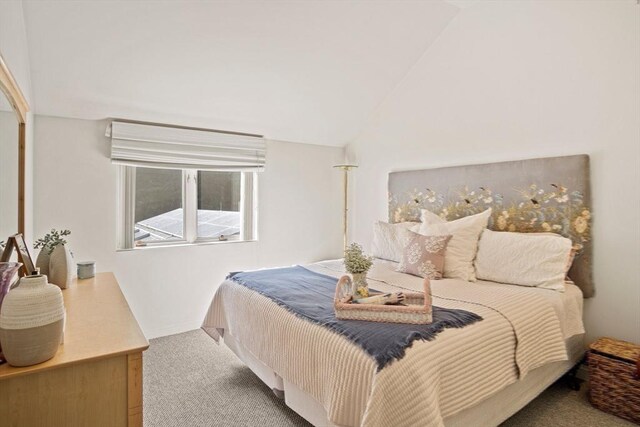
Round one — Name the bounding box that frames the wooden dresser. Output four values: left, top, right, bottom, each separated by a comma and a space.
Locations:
0, 273, 149, 427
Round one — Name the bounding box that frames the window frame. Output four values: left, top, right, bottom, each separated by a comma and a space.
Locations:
117, 165, 257, 250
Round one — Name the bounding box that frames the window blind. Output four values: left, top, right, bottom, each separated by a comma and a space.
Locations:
107, 121, 266, 171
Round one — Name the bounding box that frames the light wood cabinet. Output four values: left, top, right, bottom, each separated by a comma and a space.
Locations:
0, 273, 149, 427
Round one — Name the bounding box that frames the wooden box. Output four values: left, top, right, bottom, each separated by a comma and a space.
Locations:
588, 337, 640, 424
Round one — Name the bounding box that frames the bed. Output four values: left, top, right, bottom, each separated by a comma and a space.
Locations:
202, 155, 592, 427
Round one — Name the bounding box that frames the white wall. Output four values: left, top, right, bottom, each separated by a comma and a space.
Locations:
0, 0, 32, 104
34, 115, 344, 338
0, 0, 35, 242
348, 1, 640, 344
0, 111, 19, 239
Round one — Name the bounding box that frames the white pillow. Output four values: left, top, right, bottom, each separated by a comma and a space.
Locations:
474, 229, 573, 291
421, 208, 447, 224
417, 209, 492, 281
371, 221, 419, 262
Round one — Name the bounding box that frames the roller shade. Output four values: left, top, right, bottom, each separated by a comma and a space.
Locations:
107, 121, 266, 171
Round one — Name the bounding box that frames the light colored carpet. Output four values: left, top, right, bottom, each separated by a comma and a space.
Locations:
144, 330, 635, 427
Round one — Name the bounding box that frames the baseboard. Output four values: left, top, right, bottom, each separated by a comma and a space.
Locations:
145, 321, 203, 340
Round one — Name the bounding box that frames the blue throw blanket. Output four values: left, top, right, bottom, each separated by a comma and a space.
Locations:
228, 266, 482, 370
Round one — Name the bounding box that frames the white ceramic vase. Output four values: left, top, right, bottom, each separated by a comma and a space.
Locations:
0, 274, 65, 367
49, 244, 75, 290
35, 249, 51, 277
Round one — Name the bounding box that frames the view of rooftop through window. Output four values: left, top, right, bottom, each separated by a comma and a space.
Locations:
134, 168, 241, 244
197, 171, 241, 239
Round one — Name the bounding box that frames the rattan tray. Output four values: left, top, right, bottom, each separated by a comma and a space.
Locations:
334, 276, 432, 324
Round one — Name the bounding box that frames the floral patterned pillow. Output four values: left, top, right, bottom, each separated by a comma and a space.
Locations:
397, 230, 452, 279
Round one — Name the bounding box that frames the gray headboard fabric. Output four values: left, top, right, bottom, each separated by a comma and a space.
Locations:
389, 155, 593, 297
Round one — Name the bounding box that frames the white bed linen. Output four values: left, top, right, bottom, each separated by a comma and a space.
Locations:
235, 333, 583, 427
316, 259, 584, 341
202, 259, 584, 427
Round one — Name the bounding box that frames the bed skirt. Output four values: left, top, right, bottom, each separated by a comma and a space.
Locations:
220, 329, 585, 427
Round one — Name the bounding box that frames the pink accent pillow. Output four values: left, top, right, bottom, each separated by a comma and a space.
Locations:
397, 231, 452, 279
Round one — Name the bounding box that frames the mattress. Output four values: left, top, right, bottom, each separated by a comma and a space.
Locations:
203, 259, 585, 427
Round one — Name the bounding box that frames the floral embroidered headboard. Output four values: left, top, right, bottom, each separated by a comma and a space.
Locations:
389, 154, 593, 297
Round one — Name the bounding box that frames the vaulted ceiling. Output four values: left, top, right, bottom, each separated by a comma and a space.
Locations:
23, 1, 460, 146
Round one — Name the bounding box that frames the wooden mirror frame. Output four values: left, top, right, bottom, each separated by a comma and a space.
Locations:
0, 53, 29, 236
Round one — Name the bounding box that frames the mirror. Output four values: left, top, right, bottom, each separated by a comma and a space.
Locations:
0, 53, 29, 245
0, 90, 19, 240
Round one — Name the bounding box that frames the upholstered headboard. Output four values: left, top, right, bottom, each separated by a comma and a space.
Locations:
389, 155, 593, 297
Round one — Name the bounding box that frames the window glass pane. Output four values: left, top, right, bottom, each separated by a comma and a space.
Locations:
134, 167, 183, 244
197, 171, 241, 240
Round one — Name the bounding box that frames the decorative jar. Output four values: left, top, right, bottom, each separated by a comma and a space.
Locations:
0, 274, 65, 367
49, 244, 75, 289
77, 261, 96, 279
35, 249, 50, 277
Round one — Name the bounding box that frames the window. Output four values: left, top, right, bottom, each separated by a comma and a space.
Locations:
118, 167, 256, 249
134, 168, 184, 244
109, 120, 264, 250
196, 171, 242, 239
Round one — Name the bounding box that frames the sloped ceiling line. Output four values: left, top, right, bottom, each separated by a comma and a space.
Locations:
23, 0, 459, 147
349, 6, 461, 147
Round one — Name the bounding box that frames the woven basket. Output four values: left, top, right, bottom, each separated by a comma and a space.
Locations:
588, 337, 640, 424
334, 276, 432, 324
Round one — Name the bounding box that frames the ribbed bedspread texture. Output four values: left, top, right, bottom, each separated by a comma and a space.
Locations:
202, 260, 571, 427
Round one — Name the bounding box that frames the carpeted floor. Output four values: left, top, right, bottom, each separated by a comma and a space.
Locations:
144, 330, 635, 427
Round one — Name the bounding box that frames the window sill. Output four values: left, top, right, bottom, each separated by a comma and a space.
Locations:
116, 238, 257, 252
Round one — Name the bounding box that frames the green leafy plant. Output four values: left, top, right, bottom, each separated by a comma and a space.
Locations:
344, 243, 373, 274
34, 229, 71, 255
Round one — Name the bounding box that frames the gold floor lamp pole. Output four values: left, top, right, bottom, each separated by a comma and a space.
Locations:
333, 164, 358, 251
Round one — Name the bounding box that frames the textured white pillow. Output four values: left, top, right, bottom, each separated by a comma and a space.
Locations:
371, 221, 420, 262
417, 209, 492, 281
475, 229, 573, 291
421, 208, 447, 224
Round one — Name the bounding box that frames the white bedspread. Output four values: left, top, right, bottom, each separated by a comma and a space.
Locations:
202, 259, 584, 427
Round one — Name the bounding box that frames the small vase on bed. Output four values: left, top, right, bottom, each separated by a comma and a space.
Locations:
344, 243, 373, 299
350, 272, 369, 299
